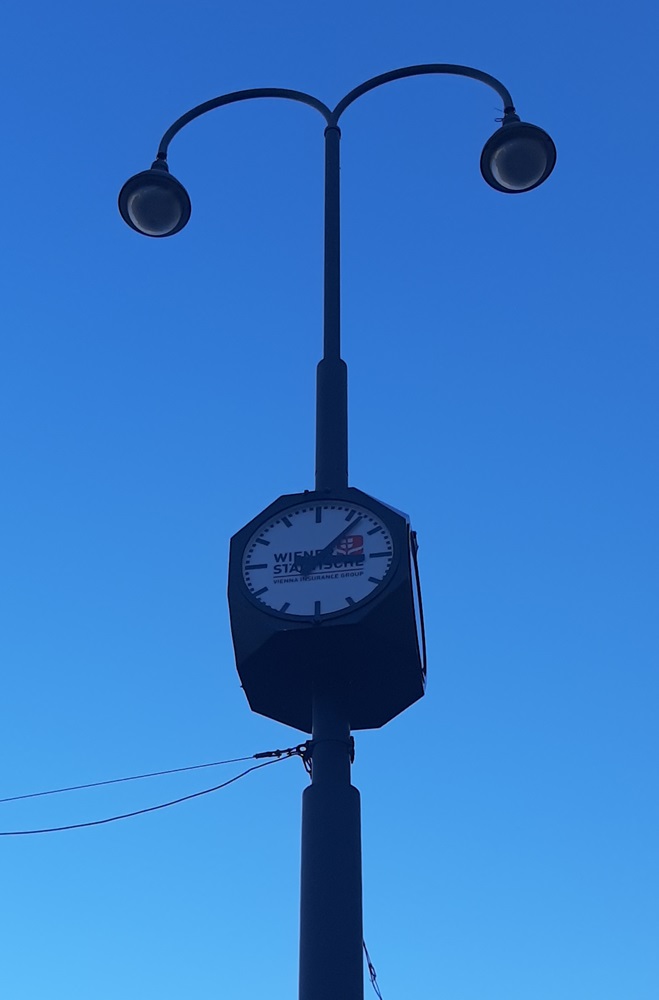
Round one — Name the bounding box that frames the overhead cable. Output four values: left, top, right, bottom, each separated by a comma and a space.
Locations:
0, 755, 255, 804
0, 748, 305, 837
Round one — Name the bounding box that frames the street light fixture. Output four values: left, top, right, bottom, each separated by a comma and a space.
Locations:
118, 160, 191, 236
480, 112, 557, 192
119, 64, 555, 1000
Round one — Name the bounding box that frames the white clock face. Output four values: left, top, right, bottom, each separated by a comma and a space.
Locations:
242, 500, 395, 618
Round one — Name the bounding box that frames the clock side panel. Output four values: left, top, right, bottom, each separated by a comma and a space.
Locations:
228, 573, 425, 733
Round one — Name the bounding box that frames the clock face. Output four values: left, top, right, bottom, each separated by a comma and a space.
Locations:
241, 499, 396, 618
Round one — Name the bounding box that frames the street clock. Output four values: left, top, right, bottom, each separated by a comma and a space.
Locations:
228, 487, 426, 732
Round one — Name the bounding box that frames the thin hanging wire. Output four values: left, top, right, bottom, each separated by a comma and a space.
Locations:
0, 755, 256, 804
0, 748, 307, 837
363, 939, 384, 999
0, 743, 309, 805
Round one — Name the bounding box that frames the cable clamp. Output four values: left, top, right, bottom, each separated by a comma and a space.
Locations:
253, 743, 309, 761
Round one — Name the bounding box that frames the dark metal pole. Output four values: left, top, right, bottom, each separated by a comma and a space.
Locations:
300, 121, 363, 1000
299, 689, 363, 1000
315, 124, 348, 493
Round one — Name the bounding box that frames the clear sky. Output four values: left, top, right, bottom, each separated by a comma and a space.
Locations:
2, 1, 657, 998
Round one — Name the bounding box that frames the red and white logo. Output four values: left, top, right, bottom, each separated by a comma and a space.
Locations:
334, 535, 364, 556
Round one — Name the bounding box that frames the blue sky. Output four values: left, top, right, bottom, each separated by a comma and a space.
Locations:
2, 1, 657, 997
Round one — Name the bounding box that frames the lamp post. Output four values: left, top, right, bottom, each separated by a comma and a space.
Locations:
119, 64, 555, 1000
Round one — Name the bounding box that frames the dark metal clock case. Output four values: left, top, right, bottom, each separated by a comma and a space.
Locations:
227, 487, 426, 733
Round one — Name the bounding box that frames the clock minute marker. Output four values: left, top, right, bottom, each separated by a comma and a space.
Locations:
246, 563, 268, 570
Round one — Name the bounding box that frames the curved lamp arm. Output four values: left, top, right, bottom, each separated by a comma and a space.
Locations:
156, 88, 334, 159
332, 63, 515, 122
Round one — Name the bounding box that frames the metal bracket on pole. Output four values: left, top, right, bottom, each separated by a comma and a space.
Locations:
302, 737, 355, 768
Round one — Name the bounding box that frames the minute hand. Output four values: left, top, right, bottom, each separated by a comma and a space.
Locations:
299, 516, 364, 575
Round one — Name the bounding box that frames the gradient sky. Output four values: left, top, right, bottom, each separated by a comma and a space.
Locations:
2, 1, 657, 998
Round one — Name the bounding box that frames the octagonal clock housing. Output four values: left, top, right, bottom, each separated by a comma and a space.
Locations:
227, 487, 426, 732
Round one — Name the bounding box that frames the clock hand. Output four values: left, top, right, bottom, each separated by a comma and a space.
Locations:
299, 516, 364, 576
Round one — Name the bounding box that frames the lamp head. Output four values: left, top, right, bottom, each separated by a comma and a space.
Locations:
481, 113, 556, 194
118, 159, 191, 237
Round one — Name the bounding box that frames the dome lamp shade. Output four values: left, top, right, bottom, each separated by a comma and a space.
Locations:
118, 160, 191, 237
481, 116, 556, 194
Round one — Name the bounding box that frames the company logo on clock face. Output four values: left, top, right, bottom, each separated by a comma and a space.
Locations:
242, 502, 394, 616
272, 534, 364, 577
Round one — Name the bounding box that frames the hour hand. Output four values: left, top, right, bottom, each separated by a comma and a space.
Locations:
296, 550, 326, 576
294, 553, 315, 576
